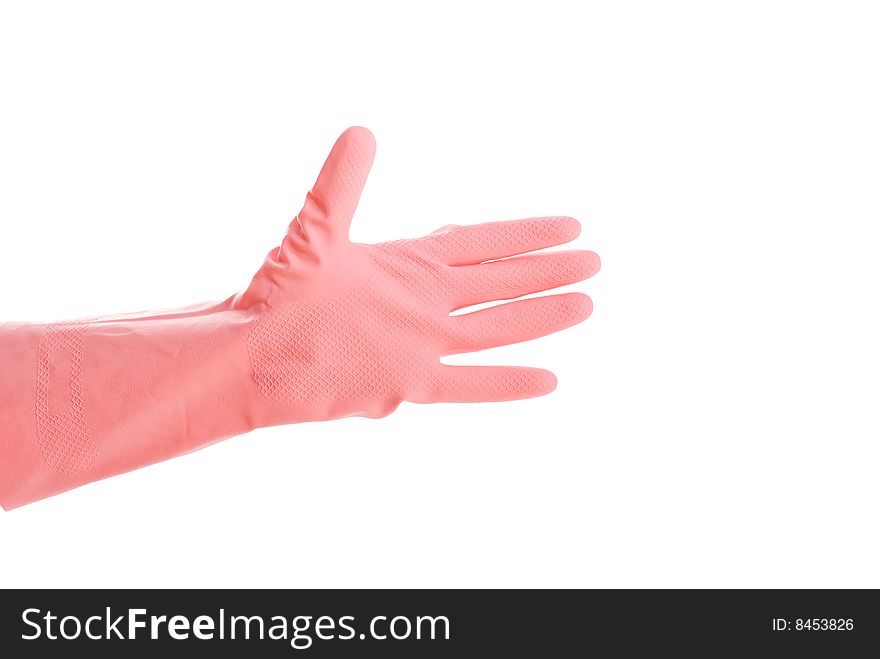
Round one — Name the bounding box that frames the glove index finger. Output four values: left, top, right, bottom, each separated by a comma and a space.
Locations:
420, 216, 582, 265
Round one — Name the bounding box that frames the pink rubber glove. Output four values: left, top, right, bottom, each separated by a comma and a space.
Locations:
0, 127, 600, 509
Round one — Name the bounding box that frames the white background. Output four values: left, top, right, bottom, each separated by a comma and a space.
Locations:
1, 1, 878, 588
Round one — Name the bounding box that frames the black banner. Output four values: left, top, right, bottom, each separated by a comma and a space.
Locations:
1, 589, 877, 656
